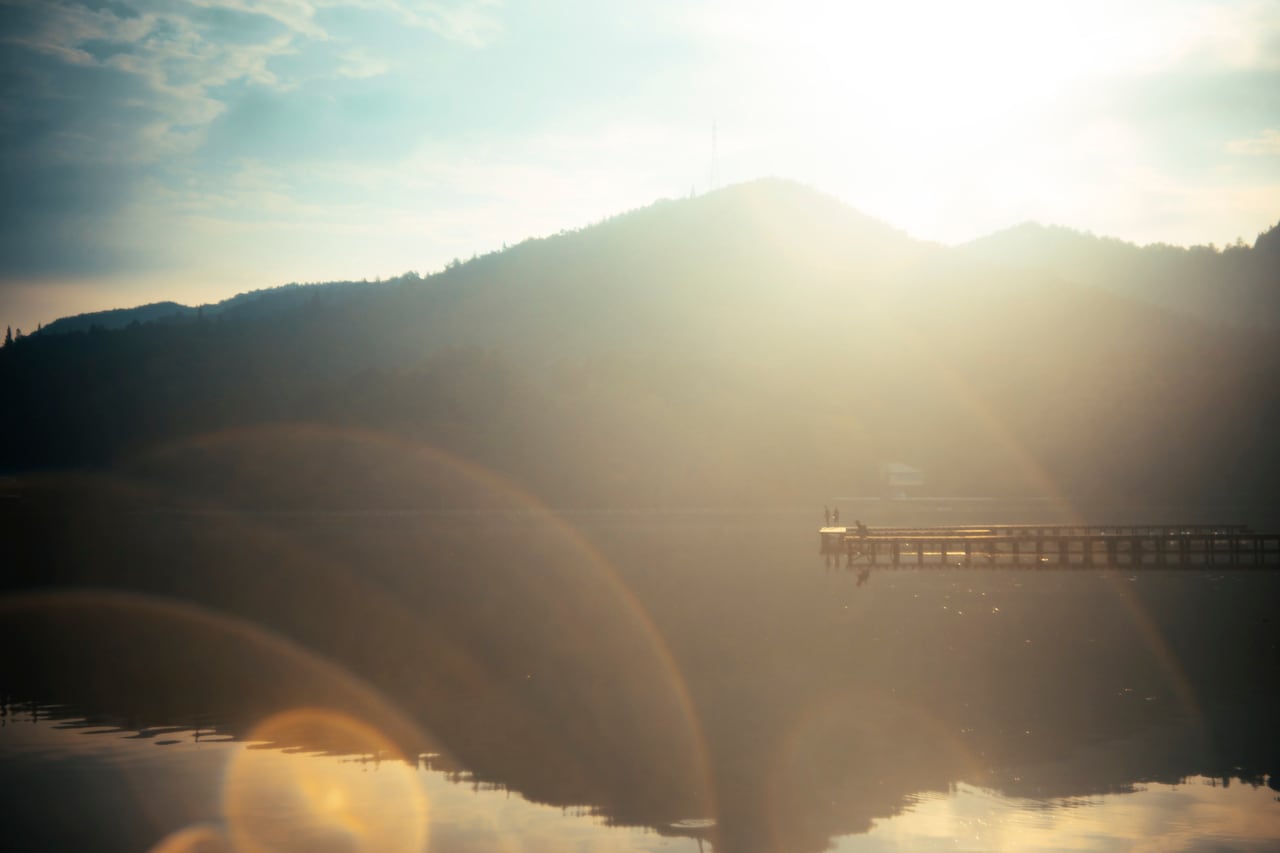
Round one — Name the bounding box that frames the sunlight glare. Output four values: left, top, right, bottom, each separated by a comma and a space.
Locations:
839, 777, 1280, 851
223, 708, 429, 853
695, 0, 1224, 240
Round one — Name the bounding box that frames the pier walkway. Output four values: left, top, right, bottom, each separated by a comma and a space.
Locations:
819, 524, 1280, 568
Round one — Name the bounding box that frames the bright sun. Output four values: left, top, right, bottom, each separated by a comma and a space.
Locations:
703, 0, 1211, 241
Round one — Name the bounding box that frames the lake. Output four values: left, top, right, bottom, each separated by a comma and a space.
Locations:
2, 492, 1278, 852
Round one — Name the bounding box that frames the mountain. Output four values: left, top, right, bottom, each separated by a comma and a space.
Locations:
962, 221, 1280, 329
36, 279, 403, 337
38, 301, 197, 335
2, 179, 1279, 516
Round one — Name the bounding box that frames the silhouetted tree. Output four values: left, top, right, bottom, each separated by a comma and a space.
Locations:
3, 326, 10, 347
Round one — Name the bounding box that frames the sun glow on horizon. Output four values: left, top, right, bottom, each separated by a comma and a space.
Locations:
0, 0, 1276, 329
692, 0, 1279, 244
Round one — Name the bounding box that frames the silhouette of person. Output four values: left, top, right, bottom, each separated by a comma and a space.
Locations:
824, 505, 831, 525
833, 506, 840, 525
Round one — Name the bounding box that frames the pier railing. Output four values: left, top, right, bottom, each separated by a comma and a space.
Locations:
818, 524, 1280, 568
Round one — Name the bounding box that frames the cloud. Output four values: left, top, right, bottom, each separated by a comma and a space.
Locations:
319, 0, 504, 47
185, 0, 326, 40
0, 0, 504, 282
1226, 129, 1280, 156
335, 45, 390, 78
0, 2, 279, 276
1163, 0, 1280, 72
0, 2, 312, 178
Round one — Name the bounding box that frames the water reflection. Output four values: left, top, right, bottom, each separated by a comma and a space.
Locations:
223, 708, 428, 853
0, 704, 702, 853
840, 777, 1280, 851
1, 461, 1278, 851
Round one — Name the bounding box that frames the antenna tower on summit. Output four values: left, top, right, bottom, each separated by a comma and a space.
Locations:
709, 119, 719, 192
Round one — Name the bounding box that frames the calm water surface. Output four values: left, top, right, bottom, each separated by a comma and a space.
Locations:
2, 504, 1278, 852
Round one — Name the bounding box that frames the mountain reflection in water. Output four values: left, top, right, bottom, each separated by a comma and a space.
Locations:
1, 479, 1278, 852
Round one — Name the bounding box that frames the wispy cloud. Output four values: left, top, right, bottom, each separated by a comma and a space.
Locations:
335, 45, 391, 78
1162, 0, 1280, 71
321, 0, 504, 46
185, 0, 327, 40
1, 1, 305, 163
0, 0, 506, 282
1, 0, 503, 163
1226, 129, 1280, 157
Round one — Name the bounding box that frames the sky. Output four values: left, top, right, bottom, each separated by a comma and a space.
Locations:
1, 0, 1278, 332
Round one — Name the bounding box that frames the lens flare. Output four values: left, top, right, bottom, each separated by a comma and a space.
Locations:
147, 824, 233, 853
224, 708, 429, 853
126, 425, 721, 845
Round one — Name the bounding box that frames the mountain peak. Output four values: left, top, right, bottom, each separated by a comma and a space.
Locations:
699, 178, 913, 240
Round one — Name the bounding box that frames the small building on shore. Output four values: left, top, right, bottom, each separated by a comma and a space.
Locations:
880, 462, 924, 500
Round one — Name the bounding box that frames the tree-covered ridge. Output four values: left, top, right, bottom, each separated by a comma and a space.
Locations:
963, 218, 1280, 328
33, 279, 411, 337
2, 179, 1278, 515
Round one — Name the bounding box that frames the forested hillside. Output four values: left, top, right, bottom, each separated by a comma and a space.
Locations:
3, 180, 1278, 514
963, 219, 1280, 328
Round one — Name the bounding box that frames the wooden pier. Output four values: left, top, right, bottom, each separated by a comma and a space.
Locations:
819, 524, 1280, 568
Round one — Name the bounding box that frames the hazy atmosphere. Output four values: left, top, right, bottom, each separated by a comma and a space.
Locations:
3, 4, 1279, 853
3, 0, 1280, 332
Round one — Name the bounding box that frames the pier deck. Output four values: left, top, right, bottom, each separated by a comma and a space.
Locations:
819, 524, 1280, 568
